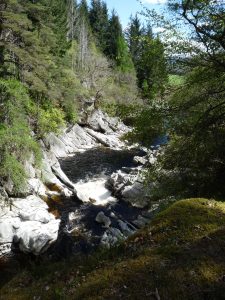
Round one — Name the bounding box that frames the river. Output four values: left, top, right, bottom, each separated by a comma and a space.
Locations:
0, 146, 146, 286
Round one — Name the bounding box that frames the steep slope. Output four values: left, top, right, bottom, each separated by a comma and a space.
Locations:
1, 198, 225, 299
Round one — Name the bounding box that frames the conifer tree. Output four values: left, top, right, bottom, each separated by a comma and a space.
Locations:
79, 0, 89, 19
89, 0, 109, 52
105, 10, 123, 61
126, 14, 143, 67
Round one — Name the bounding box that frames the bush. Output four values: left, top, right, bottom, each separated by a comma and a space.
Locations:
0, 79, 41, 191
37, 106, 66, 137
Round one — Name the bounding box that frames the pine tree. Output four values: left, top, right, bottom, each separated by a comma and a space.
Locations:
126, 14, 142, 67
89, 0, 109, 52
79, 0, 89, 19
126, 16, 167, 98
105, 10, 122, 61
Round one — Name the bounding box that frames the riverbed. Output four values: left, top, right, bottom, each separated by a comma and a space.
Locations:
0, 146, 147, 286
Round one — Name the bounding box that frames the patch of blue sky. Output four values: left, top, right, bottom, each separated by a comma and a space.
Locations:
83, 0, 167, 29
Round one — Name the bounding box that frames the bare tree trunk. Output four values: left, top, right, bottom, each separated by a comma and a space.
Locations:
78, 18, 88, 71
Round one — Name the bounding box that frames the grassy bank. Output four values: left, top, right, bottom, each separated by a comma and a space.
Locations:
1, 198, 225, 299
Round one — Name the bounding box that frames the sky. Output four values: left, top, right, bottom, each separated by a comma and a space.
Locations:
103, 0, 166, 28
86, 0, 167, 29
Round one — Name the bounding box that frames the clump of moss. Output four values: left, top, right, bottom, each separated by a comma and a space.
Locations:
2, 198, 225, 300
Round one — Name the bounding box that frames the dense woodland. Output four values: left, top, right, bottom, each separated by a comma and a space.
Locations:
0, 0, 167, 191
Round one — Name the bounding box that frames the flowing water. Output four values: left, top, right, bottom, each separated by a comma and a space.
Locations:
49, 147, 146, 257
0, 146, 146, 286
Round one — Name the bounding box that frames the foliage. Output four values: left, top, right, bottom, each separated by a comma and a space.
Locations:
0, 0, 78, 121
127, 98, 167, 145
138, 37, 168, 99
168, 74, 184, 87
89, 0, 109, 52
140, 0, 225, 200
126, 15, 168, 99
37, 107, 65, 137
0, 79, 41, 191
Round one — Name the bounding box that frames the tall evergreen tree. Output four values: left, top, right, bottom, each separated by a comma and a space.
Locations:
89, 0, 109, 51
105, 10, 123, 61
126, 15, 167, 98
79, 0, 89, 18
126, 14, 142, 67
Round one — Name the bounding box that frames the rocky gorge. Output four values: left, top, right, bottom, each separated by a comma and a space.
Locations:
0, 109, 161, 260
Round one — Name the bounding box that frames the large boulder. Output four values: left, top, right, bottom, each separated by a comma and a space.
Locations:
43, 132, 68, 158
95, 212, 111, 228
87, 110, 113, 133
0, 195, 60, 256
66, 124, 97, 149
14, 219, 59, 255
121, 182, 148, 208
106, 170, 148, 208
85, 128, 125, 149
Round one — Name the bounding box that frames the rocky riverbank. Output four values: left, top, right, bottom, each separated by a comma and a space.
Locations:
0, 109, 161, 257
0, 109, 131, 257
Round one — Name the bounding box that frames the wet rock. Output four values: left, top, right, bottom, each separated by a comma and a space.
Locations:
95, 212, 111, 228
41, 151, 72, 196
52, 164, 75, 191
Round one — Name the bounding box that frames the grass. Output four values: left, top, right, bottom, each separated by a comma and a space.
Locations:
1, 198, 225, 299
168, 74, 185, 87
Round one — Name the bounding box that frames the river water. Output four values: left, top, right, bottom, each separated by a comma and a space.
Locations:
0, 146, 146, 287
49, 147, 145, 257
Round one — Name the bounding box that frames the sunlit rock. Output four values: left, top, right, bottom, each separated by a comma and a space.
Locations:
0, 195, 60, 256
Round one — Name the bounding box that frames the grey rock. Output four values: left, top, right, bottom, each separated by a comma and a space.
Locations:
132, 215, 150, 228
101, 227, 125, 248
133, 156, 148, 165
0, 195, 60, 256
118, 220, 135, 236
95, 212, 111, 228
43, 132, 68, 158
0, 187, 8, 202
